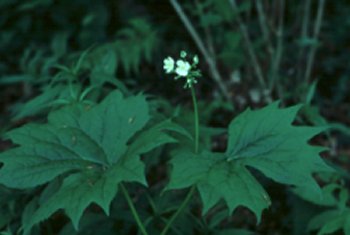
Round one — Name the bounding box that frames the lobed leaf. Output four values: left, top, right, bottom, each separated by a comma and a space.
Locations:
168, 102, 333, 222
167, 150, 270, 222
23, 155, 146, 232
226, 102, 333, 195
0, 90, 179, 233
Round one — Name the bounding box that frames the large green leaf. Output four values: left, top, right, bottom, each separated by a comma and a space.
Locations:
167, 102, 332, 222
167, 150, 270, 222
23, 155, 145, 232
0, 90, 180, 233
226, 102, 333, 194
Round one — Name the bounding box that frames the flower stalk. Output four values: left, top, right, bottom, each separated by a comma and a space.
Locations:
161, 51, 200, 235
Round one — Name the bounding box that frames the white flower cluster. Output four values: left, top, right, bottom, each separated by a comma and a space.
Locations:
163, 51, 201, 88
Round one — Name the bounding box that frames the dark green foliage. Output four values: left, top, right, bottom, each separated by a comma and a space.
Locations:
0, 90, 186, 234
167, 102, 331, 223
0, 1, 350, 235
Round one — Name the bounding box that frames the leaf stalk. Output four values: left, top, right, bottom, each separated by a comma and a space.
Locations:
120, 183, 149, 235
160, 85, 200, 235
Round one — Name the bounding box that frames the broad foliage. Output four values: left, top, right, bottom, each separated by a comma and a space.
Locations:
167, 102, 332, 222
0, 91, 186, 234
0, 92, 332, 233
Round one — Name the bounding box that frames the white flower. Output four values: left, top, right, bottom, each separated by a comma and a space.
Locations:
175, 60, 191, 77
180, 50, 187, 58
163, 57, 175, 73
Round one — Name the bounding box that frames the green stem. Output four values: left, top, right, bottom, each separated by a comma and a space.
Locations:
160, 186, 196, 235
160, 86, 200, 235
120, 183, 149, 235
191, 86, 199, 153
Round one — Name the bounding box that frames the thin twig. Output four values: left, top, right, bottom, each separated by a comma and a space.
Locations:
228, 0, 267, 90
256, 0, 274, 57
296, 0, 312, 81
304, 0, 326, 84
169, 0, 231, 101
193, 0, 216, 59
270, 0, 285, 91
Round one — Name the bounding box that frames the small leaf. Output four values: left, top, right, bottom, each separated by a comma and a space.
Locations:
11, 85, 65, 120
0, 74, 34, 85
308, 209, 350, 235
306, 80, 318, 104
91, 50, 117, 78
